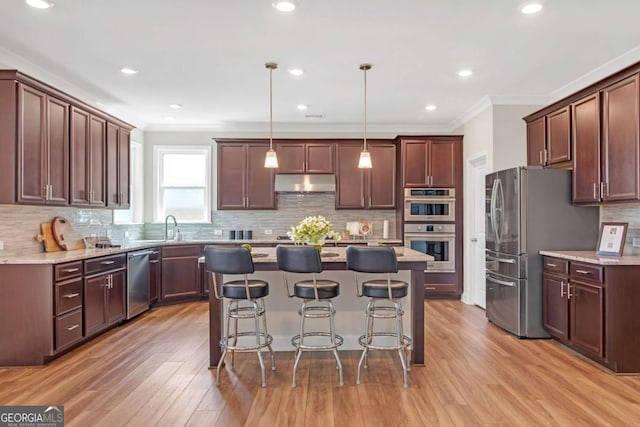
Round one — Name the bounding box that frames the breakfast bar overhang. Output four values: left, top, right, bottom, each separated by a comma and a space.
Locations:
207, 247, 431, 367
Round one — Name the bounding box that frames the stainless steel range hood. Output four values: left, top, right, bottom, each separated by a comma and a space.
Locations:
274, 174, 336, 193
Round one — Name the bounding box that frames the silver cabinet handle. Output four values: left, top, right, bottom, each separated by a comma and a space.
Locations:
63, 293, 80, 299
487, 256, 516, 264
65, 324, 80, 331
546, 263, 557, 267
575, 269, 591, 275
567, 283, 573, 299
593, 183, 597, 199
539, 151, 543, 165
560, 281, 566, 297
100, 260, 115, 265
600, 182, 604, 199
487, 276, 516, 287
63, 267, 80, 273
425, 286, 437, 290
543, 149, 548, 164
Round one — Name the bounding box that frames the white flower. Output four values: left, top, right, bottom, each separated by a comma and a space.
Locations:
287, 215, 341, 245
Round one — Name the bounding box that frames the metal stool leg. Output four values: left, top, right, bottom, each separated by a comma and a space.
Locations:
397, 300, 411, 372
328, 300, 343, 386
230, 300, 239, 369
216, 300, 234, 386
292, 301, 307, 387
252, 301, 267, 387
260, 299, 276, 371
395, 301, 409, 388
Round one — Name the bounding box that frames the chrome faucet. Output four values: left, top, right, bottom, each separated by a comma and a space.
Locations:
164, 214, 178, 241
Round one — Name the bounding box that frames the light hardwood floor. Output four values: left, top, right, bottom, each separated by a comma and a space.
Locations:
1, 300, 640, 426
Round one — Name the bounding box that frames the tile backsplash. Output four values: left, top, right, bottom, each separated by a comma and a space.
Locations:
0, 193, 396, 256
143, 193, 398, 241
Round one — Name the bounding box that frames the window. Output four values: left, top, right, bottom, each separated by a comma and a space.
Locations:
153, 146, 211, 222
113, 141, 143, 224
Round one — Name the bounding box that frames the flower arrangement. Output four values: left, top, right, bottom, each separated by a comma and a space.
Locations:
287, 216, 341, 249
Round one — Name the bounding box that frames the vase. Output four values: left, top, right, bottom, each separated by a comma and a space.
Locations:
305, 237, 325, 253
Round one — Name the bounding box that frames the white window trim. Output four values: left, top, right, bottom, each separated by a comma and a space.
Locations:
153, 145, 211, 223
113, 140, 143, 224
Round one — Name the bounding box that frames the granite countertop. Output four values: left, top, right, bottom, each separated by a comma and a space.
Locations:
199, 246, 432, 264
539, 250, 640, 266
0, 238, 404, 265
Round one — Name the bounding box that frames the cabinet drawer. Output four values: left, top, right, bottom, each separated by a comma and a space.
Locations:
162, 245, 201, 258
54, 261, 83, 281
55, 309, 83, 350
55, 278, 83, 315
570, 262, 604, 283
543, 257, 569, 275
85, 254, 126, 275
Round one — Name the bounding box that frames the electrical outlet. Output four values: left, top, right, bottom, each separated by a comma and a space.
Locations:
633, 238, 640, 248
264, 229, 273, 235
214, 228, 222, 236
0, 240, 4, 250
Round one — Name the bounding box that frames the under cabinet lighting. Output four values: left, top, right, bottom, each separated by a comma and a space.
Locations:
26, 0, 54, 9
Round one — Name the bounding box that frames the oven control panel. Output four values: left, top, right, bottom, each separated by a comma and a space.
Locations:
404, 223, 455, 233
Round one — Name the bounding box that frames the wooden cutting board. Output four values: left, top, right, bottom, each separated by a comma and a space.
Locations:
35, 223, 63, 252
51, 216, 86, 251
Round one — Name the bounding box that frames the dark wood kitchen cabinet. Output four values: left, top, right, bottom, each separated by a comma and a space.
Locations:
335, 141, 396, 209
401, 137, 459, 187
70, 107, 106, 207
543, 271, 569, 341
149, 248, 161, 305
106, 123, 130, 208
217, 142, 275, 210
276, 142, 334, 174
546, 106, 571, 166
571, 93, 601, 204
16, 85, 70, 205
54, 261, 84, 350
83, 254, 126, 336
526, 116, 546, 167
160, 245, 202, 302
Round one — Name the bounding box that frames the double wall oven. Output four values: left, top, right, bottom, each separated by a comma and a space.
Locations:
403, 188, 456, 273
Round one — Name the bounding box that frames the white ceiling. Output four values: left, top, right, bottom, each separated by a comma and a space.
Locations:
1, 0, 640, 133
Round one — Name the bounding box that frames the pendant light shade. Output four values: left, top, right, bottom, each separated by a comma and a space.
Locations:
264, 62, 279, 168
358, 63, 372, 169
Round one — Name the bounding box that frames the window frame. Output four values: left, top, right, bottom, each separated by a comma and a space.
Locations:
153, 145, 211, 223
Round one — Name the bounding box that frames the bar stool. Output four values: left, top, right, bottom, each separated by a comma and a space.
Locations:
276, 245, 344, 387
345, 246, 411, 388
204, 246, 275, 387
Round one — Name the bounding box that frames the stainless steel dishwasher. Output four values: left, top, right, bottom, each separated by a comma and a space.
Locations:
127, 250, 153, 319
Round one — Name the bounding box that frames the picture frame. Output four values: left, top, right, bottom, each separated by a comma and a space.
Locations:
596, 222, 628, 256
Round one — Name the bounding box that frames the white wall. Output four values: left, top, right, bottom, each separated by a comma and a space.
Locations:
492, 105, 541, 172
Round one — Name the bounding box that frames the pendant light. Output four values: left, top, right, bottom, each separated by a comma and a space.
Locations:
358, 63, 372, 169
264, 62, 279, 168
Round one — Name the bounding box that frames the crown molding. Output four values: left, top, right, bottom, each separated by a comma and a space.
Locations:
447, 96, 493, 131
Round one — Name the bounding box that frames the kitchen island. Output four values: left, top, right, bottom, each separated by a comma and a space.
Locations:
206, 246, 431, 367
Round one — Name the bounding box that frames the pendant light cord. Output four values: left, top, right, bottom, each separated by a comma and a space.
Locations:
360, 64, 371, 152
270, 65, 273, 150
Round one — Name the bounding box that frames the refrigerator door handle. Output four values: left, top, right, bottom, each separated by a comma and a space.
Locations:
487, 275, 516, 287
486, 255, 516, 264
490, 179, 499, 245
494, 178, 504, 246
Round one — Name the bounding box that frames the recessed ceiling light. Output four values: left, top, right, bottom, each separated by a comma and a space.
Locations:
521, 3, 543, 14
272, 1, 296, 12
120, 67, 139, 75
26, 0, 54, 9
288, 68, 304, 77
425, 105, 437, 111
297, 104, 308, 111
458, 69, 473, 78
169, 104, 183, 109
163, 115, 174, 121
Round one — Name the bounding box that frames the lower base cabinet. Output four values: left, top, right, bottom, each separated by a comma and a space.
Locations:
543, 256, 639, 372
160, 245, 202, 302
149, 248, 161, 304
84, 255, 127, 336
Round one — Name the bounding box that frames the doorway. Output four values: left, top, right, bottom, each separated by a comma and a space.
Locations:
464, 154, 487, 308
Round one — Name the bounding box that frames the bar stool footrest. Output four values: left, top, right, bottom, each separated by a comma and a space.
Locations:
220, 331, 274, 352
358, 332, 411, 351
292, 332, 344, 350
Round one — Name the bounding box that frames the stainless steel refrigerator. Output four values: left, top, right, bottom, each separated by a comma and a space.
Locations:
485, 167, 599, 338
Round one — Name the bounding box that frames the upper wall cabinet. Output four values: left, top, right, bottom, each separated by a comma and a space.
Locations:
335, 141, 396, 209
401, 137, 459, 188
526, 62, 640, 205
217, 142, 275, 210
526, 107, 571, 168
106, 124, 130, 208
0, 70, 133, 207
276, 142, 334, 174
